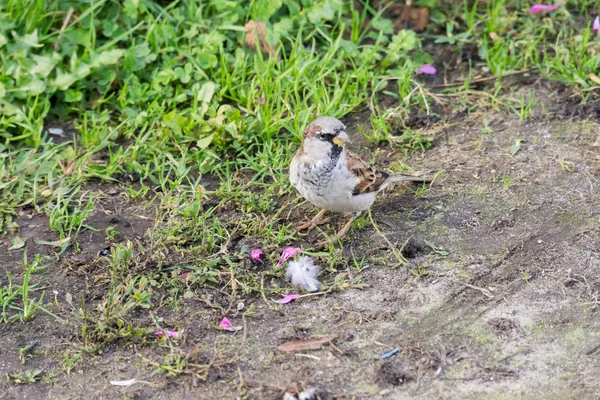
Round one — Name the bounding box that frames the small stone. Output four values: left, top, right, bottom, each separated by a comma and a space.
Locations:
237, 302, 244, 311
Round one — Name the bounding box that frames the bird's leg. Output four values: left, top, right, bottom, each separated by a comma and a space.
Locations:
316, 215, 356, 247
295, 209, 330, 231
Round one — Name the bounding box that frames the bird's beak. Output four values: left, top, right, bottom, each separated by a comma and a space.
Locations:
332, 131, 352, 146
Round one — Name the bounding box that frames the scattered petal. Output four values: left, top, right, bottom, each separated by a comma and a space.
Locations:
48, 127, 64, 136
274, 294, 301, 304
52, 290, 59, 295
154, 330, 179, 339
416, 64, 436, 75
279, 247, 301, 265
529, 3, 561, 13
260, 92, 266, 106
181, 272, 190, 280
381, 347, 400, 359
278, 334, 337, 352
251, 248, 264, 264
593, 16, 600, 34
110, 379, 137, 386
218, 317, 232, 329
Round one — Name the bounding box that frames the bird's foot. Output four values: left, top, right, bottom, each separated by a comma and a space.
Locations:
295, 209, 330, 231
315, 216, 356, 248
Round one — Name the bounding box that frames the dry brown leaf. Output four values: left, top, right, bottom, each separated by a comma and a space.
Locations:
489, 32, 500, 42
278, 334, 337, 352
588, 73, 600, 85
244, 20, 278, 57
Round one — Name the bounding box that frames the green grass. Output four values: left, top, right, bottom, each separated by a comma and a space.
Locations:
1, 0, 599, 383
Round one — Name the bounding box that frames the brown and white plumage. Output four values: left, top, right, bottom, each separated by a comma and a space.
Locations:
290, 116, 429, 244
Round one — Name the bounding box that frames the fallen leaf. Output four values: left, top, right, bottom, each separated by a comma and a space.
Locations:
510, 139, 523, 155
110, 379, 137, 386
35, 237, 71, 247
589, 73, 600, 85
273, 294, 301, 304
489, 32, 500, 42
244, 20, 278, 57
9, 236, 25, 250
278, 334, 337, 352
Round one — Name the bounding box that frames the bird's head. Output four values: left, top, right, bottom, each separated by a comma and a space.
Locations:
301, 116, 351, 160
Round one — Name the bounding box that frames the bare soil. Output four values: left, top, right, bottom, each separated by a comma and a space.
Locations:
2, 85, 600, 399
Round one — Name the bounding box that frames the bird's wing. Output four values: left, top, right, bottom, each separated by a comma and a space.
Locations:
346, 151, 390, 196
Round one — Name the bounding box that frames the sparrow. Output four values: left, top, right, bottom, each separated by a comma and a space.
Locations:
289, 116, 430, 245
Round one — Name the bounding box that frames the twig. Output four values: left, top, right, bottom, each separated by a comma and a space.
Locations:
463, 283, 494, 299
429, 68, 537, 89
54, 8, 74, 49
368, 209, 406, 266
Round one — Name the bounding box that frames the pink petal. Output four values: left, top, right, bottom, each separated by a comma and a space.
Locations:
154, 330, 179, 339
530, 4, 548, 13
260, 92, 266, 105
416, 64, 437, 75
546, 3, 561, 12
593, 16, 600, 33
250, 248, 264, 264
181, 272, 190, 280
218, 317, 232, 329
274, 294, 301, 304
278, 247, 301, 265
529, 3, 561, 13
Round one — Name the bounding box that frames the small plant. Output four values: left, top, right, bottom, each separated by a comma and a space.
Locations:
105, 226, 119, 241
8, 369, 43, 384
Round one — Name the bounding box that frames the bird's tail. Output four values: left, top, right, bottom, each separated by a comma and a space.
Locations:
387, 173, 431, 184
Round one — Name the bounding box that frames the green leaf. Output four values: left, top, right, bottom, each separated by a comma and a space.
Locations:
52, 72, 77, 90
0, 33, 7, 47
9, 236, 25, 250
197, 133, 214, 149
17, 79, 46, 96
30, 55, 58, 77
19, 30, 42, 48
0, 83, 5, 99
510, 139, 523, 155
251, 0, 282, 20
197, 53, 218, 69
372, 17, 394, 35
92, 49, 125, 67
197, 81, 216, 103
64, 89, 83, 102
389, 30, 418, 53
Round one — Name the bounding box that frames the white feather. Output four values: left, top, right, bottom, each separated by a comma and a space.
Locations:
285, 256, 321, 292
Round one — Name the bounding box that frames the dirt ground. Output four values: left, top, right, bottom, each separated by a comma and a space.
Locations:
2, 83, 600, 399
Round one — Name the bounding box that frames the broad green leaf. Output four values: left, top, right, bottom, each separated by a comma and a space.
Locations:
251, 0, 282, 20
9, 236, 25, 250
92, 49, 125, 67
19, 30, 42, 48
197, 133, 214, 149
53, 72, 77, 90
64, 89, 83, 102
197, 81, 216, 103
30, 55, 58, 77
0, 33, 6, 47
17, 79, 46, 96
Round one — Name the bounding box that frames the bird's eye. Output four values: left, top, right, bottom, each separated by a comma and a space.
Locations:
318, 133, 327, 140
